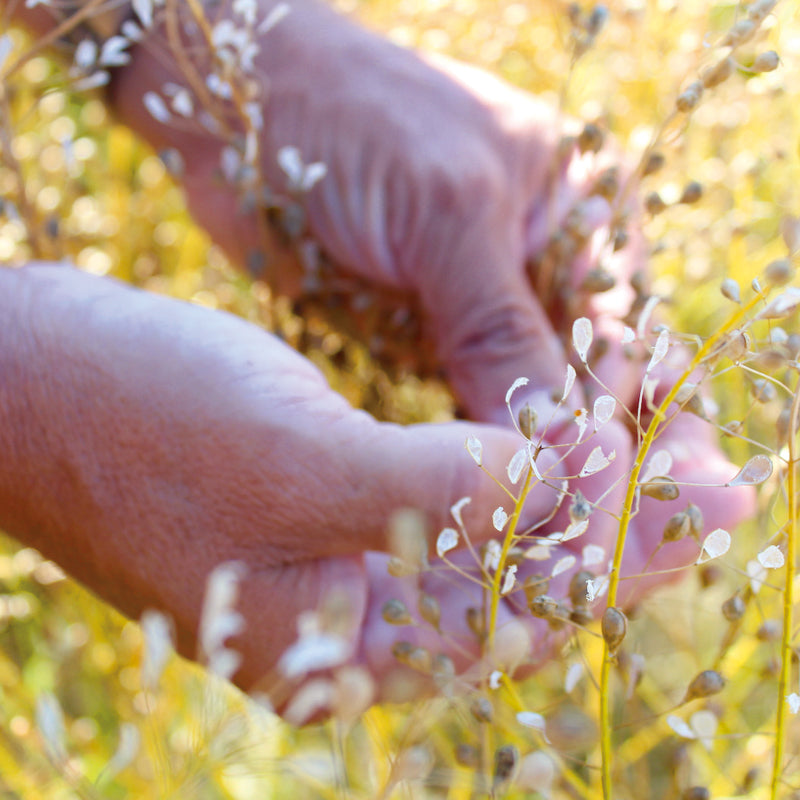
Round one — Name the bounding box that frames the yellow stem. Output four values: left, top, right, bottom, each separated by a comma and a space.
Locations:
599, 284, 770, 798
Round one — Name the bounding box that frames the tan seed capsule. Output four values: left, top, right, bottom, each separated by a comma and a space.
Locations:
569, 490, 592, 523
722, 419, 744, 437
392, 640, 414, 663
601, 606, 627, 653
570, 606, 593, 626
764, 258, 794, 286
493, 744, 520, 788
578, 122, 604, 154
757, 619, 781, 641
592, 166, 620, 199
387, 557, 418, 577
518, 402, 538, 439
753, 49, 780, 72
569, 571, 595, 607
612, 227, 629, 251
699, 564, 723, 589
644, 191, 667, 215
557, 134, 578, 160
721, 18, 756, 47
722, 594, 746, 621
720, 277, 741, 303
418, 593, 441, 629
405, 646, 432, 673
643, 151, 666, 177
470, 695, 494, 723
529, 594, 559, 619
581, 267, 616, 293
662, 511, 691, 542
685, 503, 704, 539
585, 5, 609, 37
466, 607, 485, 640
676, 81, 704, 112
684, 669, 725, 701
702, 56, 736, 89
751, 379, 777, 403
641, 476, 680, 501
777, 406, 800, 445
455, 743, 480, 768
748, 0, 777, 24
680, 180, 704, 204
682, 787, 711, 800
382, 599, 413, 626
523, 574, 549, 605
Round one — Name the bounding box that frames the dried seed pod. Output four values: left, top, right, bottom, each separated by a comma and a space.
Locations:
721, 18, 756, 47
642, 151, 666, 177
751, 379, 777, 403
764, 257, 794, 286
578, 122, 604, 154
675, 383, 708, 419
405, 646, 432, 673
682, 787, 711, 800
601, 606, 627, 653
418, 593, 441, 629
387, 557, 418, 577
684, 669, 725, 701
382, 599, 413, 626
470, 695, 494, 723
518, 402, 538, 439
569, 571, 595, 607
742, 767, 759, 793
548, 604, 569, 630
506, 547, 526, 568
777, 406, 800, 445
557, 134, 578, 160
641, 476, 680, 501
680, 180, 704, 204
529, 594, 559, 619
722, 419, 744, 437
756, 619, 781, 641
612, 227, 629, 251
581, 267, 616, 293
523, 574, 549, 605
493, 744, 520, 788
720, 277, 741, 302
748, 0, 777, 24
722, 594, 745, 621
592, 167, 620, 199
585, 4, 609, 37
466, 607, 485, 640
432, 653, 455, 690
570, 606, 593, 626
662, 511, 691, 542
753, 349, 786, 372
702, 56, 735, 89
699, 564, 723, 589
685, 503, 704, 539
753, 49, 780, 72
569, 490, 593, 523
455, 743, 480, 768
644, 191, 667, 215
391, 640, 414, 664
676, 80, 704, 112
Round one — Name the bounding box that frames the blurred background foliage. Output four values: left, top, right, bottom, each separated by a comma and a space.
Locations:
0, 0, 798, 797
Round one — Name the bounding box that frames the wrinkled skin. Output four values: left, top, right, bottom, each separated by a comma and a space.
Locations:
0, 0, 753, 710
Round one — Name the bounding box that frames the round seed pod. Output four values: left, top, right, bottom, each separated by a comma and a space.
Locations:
751, 379, 777, 403
764, 257, 794, 286
548, 604, 569, 631
519, 402, 538, 439
722, 419, 744, 437
529, 594, 559, 619
753, 50, 780, 72
722, 594, 746, 621
676, 81, 704, 112
662, 511, 691, 542
777, 406, 800, 445
466, 607, 485, 640
642, 151, 666, 177
685, 503, 704, 539
569, 571, 595, 607
641, 476, 680, 501
742, 767, 759, 793
720, 278, 741, 303
680, 180, 704, 204
432, 653, 455, 690
682, 787, 711, 800
569, 490, 593, 523
684, 669, 725, 701
506, 546, 526, 568
523, 574, 550, 604
382, 599, 412, 626
455, 743, 480, 768
392, 640, 414, 664
470, 695, 494, 723
578, 122, 604, 154
756, 619, 781, 642
592, 166, 620, 199
581, 267, 617, 293
387, 557, 418, 577
721, 18, 756, 47
644, 191, 667, 215
748, 0, 777, 24
612, 227, 629, 252
698, 564, 723, 589
702, 56, 735, 88
405, 646, 432, 673
601, 606, 627, 653
493, 744, 520, 788
570, 606, 593, 626
418, 593, 441, 629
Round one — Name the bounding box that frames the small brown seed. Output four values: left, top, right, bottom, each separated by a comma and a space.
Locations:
466, 607, 485, 640
682, 787, 711, 800
382, 599, 412, 626
641, 476, 680, 501
684, 669, 725, 701
578, 122, 604, 154
644, 191, 667, 215
702, 56, 736, 89
685, 503, 704, 539
454, 743, 480, 768
519, 402, 538, 439
642, 151, 666, 177
680, 180, 704, 204
662, 511, 691, 542
523, 574, 550, 604
722, 594, 746, 621
493, 744, 520, 788
418, 593, 441, 629
742, 767, 759, 793
581, 267, 616, 293
569, 571, 595, 607
506, 546, 526, 568
470, 695, 494, 723
699, 564, 723, 589
757, 619, 781, 641
601, 607, 627, 653
592, 166, 620, 199
612, 227, 629, 251
570, 606, 593, 626
585, 5, 609, 37
529, 594, 559, 619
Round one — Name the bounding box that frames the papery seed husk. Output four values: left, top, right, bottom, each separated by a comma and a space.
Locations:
578, 123, 604, 154
569, 571, 595, 607
466, 607, 485, 640
432, 653, 455, 691
641, 476, 680, 501
684, 669, 725, 701
722, 420, 744, 437
470, 695, 494, 723
529, 594, 559, 619
493, 744, 520, 787
748, 0, 778, 24
703, 56, 735, 88
682, 787, 711, 800
418, 593, 441, 629
662, 511, 691, 542
753, 348, 786, 372
601, 606, 627, 653
777, 406, 800, 445
685, 503, 704, 539
519, 402, 538, 439
679, 180, 703, 204
382, 599, 413, 626
722, 594, 746, 621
